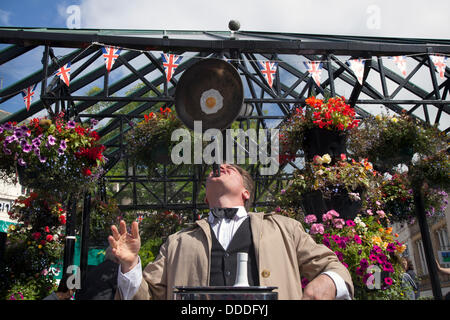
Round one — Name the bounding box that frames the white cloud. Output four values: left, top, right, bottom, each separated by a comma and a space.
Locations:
0, 9, 11, 26
78, 0, 450, 39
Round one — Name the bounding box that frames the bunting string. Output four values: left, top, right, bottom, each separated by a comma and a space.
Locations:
8, 40, 450, 112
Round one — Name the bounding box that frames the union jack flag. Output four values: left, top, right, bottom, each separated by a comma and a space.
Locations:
430, 55, 448, 80
347, 59, 365, 85
101, 46, 122, 72
56, 62, 71, 87
303, 61, 323, 87
21, 83, 38, 111
390, 56, 407, 77
161, 53, 183, 82
257, 60, 278, 88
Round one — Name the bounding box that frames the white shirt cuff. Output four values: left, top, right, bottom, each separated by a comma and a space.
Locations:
322, 271, 352, 300
117, 257, 142, 300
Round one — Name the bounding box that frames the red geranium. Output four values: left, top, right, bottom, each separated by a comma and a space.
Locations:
32, 232, 41, 240
59, 214, 66, 225
306, 96, 359, 131
82, 167, 92, 176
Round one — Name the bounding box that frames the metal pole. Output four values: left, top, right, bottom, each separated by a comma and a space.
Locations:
79, 192, 91, 292
63, 195, 77, 277
412, 182, 443, 300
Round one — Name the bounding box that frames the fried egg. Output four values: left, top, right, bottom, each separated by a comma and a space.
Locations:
200, 89, 224, 114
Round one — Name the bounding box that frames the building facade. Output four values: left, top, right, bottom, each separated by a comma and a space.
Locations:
394, 205, 450, 298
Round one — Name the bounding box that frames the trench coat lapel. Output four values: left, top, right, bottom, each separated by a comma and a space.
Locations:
248, 212, 264, 271
195, 218, 212, 285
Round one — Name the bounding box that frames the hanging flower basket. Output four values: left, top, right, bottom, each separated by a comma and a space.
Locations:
303, 127, 347, 162
279, 96, 359, 162
126, 107, 188, 174
2, 192, 67, 299
380, 172, 448, 223
279, 154, 380, 218
0, 114, 106, 194
348, 112, 446, 172
409, 149, 450, 191
301, 186, 364, 221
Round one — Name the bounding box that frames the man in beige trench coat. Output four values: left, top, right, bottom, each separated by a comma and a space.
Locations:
109, 164, 354, 300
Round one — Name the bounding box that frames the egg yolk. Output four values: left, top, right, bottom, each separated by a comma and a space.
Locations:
206, 97, 216, 108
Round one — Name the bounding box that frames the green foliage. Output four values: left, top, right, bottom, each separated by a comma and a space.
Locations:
139, 238, 164, 269
75, 197, 122, 247
3, 276, 57, 300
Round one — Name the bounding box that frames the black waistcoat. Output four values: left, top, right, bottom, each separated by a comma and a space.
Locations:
209, 217, 259, 286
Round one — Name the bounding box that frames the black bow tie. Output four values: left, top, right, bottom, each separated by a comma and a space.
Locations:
210, 207, 239, 220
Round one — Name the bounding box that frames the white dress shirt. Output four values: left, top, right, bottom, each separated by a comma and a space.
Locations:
117, 206, 351, 300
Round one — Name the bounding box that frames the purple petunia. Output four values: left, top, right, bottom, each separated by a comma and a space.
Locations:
3, 123, 12, 131
360, 258, 369, 270
60, 140, 67, 150
5, 135, 17, 144
14, 128, 25, 139
3, 147, 12, 155
67, 120, 76, 129
57, 148, 65, 156
38, 154, 47, 163
22, 143, 32, 153
17, 158, 26, 166
334, 251, 344, 262
32, 137, 41, 147
356, 267, 364, 276
322, 237, 331, 248
386, 243, 396, 253
47, 135, 56, 146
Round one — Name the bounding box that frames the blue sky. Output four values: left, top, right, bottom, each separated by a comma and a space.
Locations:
0, 0, 449, 129
0, 1, 71, 29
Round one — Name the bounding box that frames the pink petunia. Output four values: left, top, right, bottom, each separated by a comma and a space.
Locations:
384, 277, 393, 286
346, 220, 356, 227
369, 254, 377, 261
354, 234, 362, 244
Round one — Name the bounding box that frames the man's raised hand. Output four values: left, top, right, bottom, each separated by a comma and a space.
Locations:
108, 220, 141, 273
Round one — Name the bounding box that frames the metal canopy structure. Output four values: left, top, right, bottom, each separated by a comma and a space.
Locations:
0, 27, 449, 212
